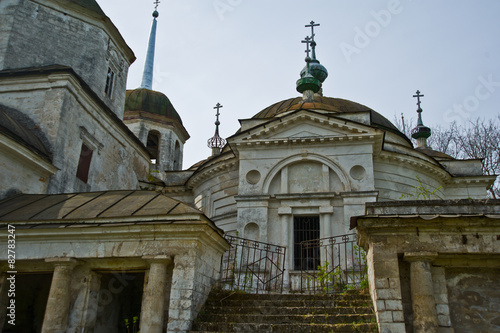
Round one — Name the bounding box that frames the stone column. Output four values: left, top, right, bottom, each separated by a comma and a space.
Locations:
140, 255, 172, 333
405, 252, 439, 333
278, 207, 293, 290
41, 258, 78, 333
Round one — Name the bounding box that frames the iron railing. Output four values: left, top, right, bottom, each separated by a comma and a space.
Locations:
299, 233, 367, 294
220, 235, 286, 294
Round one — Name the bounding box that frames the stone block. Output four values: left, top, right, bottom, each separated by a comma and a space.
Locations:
375, 277, 389, 289
434, 293, 448, 304
376, 300, 386, 311
436, 304, 450, 316
378, 310, 394, 323
376, 288, 401, 300
379, 322, 406, 333
385, 300, 403, 311
392, 310, 404, 322
438, 314, 451, 327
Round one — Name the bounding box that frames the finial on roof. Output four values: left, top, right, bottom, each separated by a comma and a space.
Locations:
411, 90, 432, 148
140, 2, 160, 90
207, 103, 227, 156
296, 21, 328, 100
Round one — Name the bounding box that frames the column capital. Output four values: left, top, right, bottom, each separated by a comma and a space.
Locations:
142, 255, 173, 266
45, 257, 79, 268
278, 206, 292, 215
319, 205, 334, 214
404, 252, 438, 263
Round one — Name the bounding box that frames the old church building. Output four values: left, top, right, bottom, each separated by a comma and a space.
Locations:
0, 0, 497, 332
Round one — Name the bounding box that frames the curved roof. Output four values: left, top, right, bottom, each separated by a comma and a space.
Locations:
0, 104, 51, 159
253, 95, 402, 134
125, 89, 183, 124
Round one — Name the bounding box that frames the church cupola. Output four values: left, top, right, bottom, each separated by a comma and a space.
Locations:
207, 103, 226, 156
296, 21, 328, 102
123, 1, 190, 172
411, 90, 432, 148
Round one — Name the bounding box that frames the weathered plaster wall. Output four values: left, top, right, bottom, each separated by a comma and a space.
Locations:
446, 268, 500, 332
0, 139, 53, 199
191, 161, 239, 233
357, 200, 500, 333
125, 117, 186, 172
0, 74, 149, 194
0, 0, 132, 117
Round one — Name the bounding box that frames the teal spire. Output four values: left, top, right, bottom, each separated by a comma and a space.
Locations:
140, 2, 160, 90
411, 90, 432, 148
296, 21, 328, 99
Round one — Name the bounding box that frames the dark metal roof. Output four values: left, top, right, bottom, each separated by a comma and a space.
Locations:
125, 88, 183, 124
0, 190, 205, 223
0, 104, 51, 160
66, 0, 106, 17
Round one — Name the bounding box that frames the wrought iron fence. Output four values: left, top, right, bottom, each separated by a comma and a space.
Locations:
299, 233, 367, 294
220, 235, 286, 294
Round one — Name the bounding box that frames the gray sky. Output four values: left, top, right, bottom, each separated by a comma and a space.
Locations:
99, 0, 500, 169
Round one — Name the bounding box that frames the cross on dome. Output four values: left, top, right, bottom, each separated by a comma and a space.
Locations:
302, 36, 312, 59
154, 0, 160, 10
305, 21, 320, 41
413, 90, 424, 111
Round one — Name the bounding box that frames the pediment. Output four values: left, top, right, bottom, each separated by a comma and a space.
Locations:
232, 110, 379, 143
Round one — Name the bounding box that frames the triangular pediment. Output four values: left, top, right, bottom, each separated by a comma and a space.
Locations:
231, 110, 379, 143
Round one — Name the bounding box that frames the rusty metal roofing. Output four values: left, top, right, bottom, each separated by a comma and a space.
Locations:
251, 95, 408, 143
0, 190, 204, 222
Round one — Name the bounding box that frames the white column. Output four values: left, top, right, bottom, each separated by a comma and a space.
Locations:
140, 255, 172, 333
278, 206, 293, 290
42, 258, 78, 333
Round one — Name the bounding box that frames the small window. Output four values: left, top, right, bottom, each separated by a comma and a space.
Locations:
104, 67, 115, 97
146, 131, 160, 164
173, 141, 181, 170
294, 216, 320, 270
76, 143, 93, 183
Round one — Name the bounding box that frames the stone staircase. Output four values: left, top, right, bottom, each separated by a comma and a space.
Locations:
190, 289, 378, 332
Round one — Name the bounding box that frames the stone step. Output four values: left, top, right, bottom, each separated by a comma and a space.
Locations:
204, 298, 372, 308
200, 305, 374, 316
190, 322, 378, 333
194, 313, 375, 325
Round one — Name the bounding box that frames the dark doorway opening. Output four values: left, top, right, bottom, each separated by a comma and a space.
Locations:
294, 215, 320, 270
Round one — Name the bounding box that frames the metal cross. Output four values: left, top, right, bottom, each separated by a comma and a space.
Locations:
306, 21, 320, 41
302, 36, 312, 58
413, 90, 424, 110
154, 0, 160, 10
214, 103, 223, 122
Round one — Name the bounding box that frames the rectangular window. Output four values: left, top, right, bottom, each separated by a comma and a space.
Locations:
104, 67, 115, 97
76, 143, 93, 183
293, 216, 320, 270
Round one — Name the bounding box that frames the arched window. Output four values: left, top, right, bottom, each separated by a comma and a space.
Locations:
173, 141, 181, 170
146, 131, 160, 164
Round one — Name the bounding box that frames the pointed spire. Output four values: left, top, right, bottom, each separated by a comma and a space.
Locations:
411, 90, 432, 148
140, 1, 160, 90
207, 103, 227, 156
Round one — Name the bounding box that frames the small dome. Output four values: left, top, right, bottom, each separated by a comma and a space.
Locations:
125, 88, 183, 124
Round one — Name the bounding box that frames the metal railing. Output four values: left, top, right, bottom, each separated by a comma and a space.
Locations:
220, 235, 286, 294
299, 233, 367, 294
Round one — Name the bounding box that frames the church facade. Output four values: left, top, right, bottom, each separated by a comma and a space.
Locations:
0, 0, 497, 332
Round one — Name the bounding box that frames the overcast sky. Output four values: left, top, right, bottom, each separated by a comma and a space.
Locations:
99, 0, 500, 169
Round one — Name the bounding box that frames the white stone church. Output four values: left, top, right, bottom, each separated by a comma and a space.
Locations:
0, 0, 496, 332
